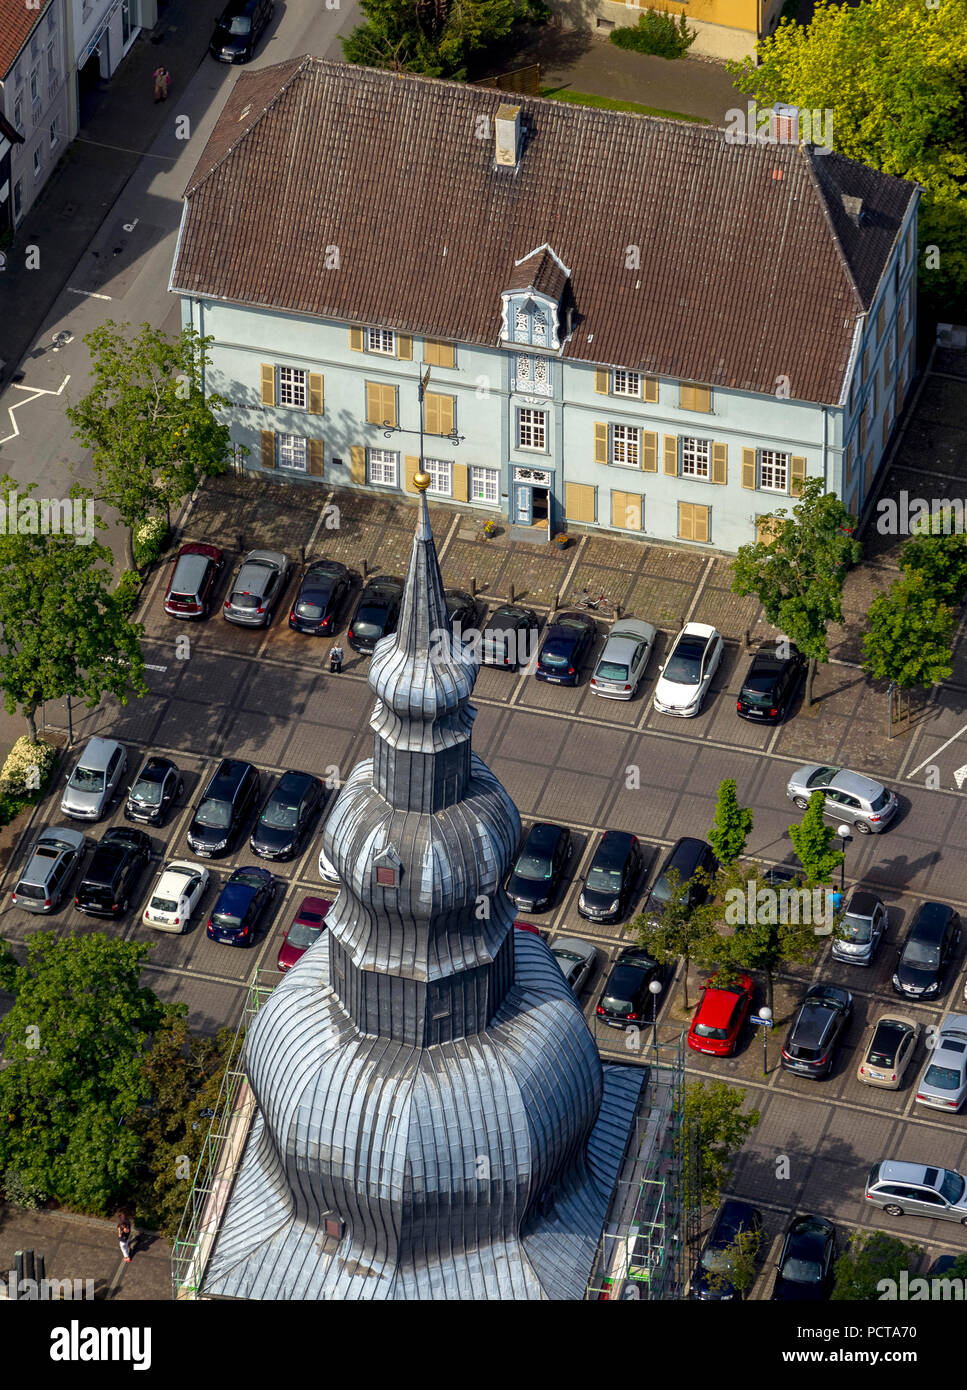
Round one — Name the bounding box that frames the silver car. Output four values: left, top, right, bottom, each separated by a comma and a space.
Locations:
11, 826, 86, 912
865, 1160, 967, 1225
915, 1015, 967, 1112
222, 549, 290, 627
60, 737, 127, 821
550, 936, 596, 996
786, 764, 897, 834
832, 889, 888, 965
589, 618, 657, 700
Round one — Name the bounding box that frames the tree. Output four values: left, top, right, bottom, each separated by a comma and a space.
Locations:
789, 789, 844, 886
708, 860, 820, 1011
897, 511, 967, 607
678, 1080, 760, 1209
0, 478, 146, 741
630, 868, 718, 1009
863, 571, 955, 696
832, 1230, 922, 1300
708, 778, 754, 866
0, 933, 168, 1214
731, 478, 862, 707
704, 1227, 762, 1299
726, 0, 967, 320
66, 322, 233, 570
342, 0, 548, 80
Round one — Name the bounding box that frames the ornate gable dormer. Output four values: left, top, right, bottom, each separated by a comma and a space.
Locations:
499, 244, 573, 354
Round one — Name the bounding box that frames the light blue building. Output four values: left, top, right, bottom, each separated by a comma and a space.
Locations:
170, 56, 919, 552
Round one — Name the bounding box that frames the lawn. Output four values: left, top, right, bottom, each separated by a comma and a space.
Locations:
539, 87, 710, 123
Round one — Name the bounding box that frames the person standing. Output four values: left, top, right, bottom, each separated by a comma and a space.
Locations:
329, 643, 343, 674
117, 1212, 133, 1263
153, 66, 171, 102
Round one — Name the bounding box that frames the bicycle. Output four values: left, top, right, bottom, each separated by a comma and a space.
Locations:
572, 589, 614, 615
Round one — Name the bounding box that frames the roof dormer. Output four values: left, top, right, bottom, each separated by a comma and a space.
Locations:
499, 244, 573, 352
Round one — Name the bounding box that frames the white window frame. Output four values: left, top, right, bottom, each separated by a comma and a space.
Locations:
367, 448, 398, 488
759, 450, 789, 493
517, 408, 547, 452
277, 366, 307, 409
531, 307, 548, 347
277, 434, 307, 472
30, 69, 39, 105
612, 370, 641, 399
469, 466, 499, 505
515, 354, 551, 396
366, 328, 395, 356
681, 437, 711, 480
32, 148, 42, 178
424, 458, 451, 496
611, 424, 641, 468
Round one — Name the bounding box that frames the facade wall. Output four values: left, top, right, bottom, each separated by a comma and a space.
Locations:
552, 0, 786, 61
1, 0, 70, 228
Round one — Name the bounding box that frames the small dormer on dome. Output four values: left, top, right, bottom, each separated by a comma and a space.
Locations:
499, 244, 574, 353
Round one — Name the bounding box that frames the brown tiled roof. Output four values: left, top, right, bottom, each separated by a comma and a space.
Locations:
173, 57, 917, 406
0, 0, 52, 78
506, 244, 570, 301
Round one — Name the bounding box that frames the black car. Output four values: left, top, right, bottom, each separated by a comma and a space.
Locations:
781, 983, 853, 1078
74, 827, 150, 918
206, 866, 276, 946
693, 1199, 763, 1300
288, 560, 352, 636
125, 755, 183, 827
208, 0, 273, 63
771, 1215, 836, 1301
893, 902, 961, 1000
595, 947, 663, 1028
506, 823, 572, 913
736, 639, 805, 723
250, 771, 325, 861
480, 603, 540, 671
578, 831, 643, 923
347, 578, 405, 654
642, 837, 718, 927
444, 589, 480, 639
534, 611, 596, 686
187, 759, 260, 858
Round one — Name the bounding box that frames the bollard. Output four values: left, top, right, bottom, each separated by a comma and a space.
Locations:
362, 558, 369, 579
743, 628, 751, 651
508, 582, 515, 604
470, 576, 478, 597
236, 533, 245, 555
300, 544, 306, 567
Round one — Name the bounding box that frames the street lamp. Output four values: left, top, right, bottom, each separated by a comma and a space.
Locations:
649, 978, 662, 1058
758, 1006, 773, 1075
836, 823, 851, 893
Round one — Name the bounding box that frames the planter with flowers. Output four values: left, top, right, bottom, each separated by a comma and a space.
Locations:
482, 518, 500, 538
553, 532, 570, 550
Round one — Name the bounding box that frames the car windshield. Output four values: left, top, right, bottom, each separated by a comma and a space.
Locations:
195, 799, 232, 829
554, 950, 580, 966
261, 801, 299, 829
231, 592, 260, 610
151, 896, 178, 913
840, 914, 872, 943
212, 910, 243, 928
296, 600, 324, 618
131, 778, 162, 805
923, 1065, 962, 1090
586, 865, 623, 890
695, 1023, 728, 1040
700, 1247, 733, 1273
783, 1257, 822, 1283
596, 661, 628, 682
287, 922, 323, 950
541, 646, 569, 668
69, 766, 105, 792
514, 853, 551, 880
602, 995, 635, 1013
869, 1026, 906, 1066
806, 766, 837, 788
663, 653, 700, 685
941, 1170, 966, 1204
226, 16, 251, 33
15, 882, 44, 899
741, 687, 775, 707
903, 938, 940, 968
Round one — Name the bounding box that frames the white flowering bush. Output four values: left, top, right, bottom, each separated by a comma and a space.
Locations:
133, 514, 170, 567
0, 736, 57, 798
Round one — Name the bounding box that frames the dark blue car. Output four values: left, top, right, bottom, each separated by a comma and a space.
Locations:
692, 1199, 762, 1300
534, 611, 596, 686
206, 866, 275, 946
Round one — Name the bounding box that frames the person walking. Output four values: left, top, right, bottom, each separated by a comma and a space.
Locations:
153, 66, 171, 102
117, 1212, 133, 1263
329, 643, 343, 675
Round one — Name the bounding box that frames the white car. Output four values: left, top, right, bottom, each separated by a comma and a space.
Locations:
589, 618, 657, 700
653, 623, 724, 717
915, 1015, 967, 1112
318, 844, 340, 886
141, 860, 210, 933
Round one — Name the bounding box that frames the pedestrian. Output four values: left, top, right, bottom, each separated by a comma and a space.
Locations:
153, 66, 171, 103
829, 888, 844, 917
117, 1212, 133, 1263
329, 643, 343, 675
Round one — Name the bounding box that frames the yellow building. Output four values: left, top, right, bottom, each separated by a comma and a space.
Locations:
558, 0, 787, 62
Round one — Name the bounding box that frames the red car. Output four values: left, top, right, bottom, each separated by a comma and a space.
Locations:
688, 972, 754, 1056
514, 920, 541, 936
277, 895, 333, 972
163, 542, 224, 619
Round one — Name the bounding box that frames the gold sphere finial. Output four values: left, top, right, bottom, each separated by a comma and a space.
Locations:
413, 470, 432, 492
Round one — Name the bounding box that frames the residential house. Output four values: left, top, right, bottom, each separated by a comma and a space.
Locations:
0, 0, 70, 230
564, 0, 788, 63
66, 0, 156, 134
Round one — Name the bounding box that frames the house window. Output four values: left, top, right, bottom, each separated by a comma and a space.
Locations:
469, 466, 499, 504
13, 181, 22, 219
612, 370, 641, 398
759, 450, 789, 493
30, 69, 39, 104
122, 0, 132, 44
14, 97, 22, 129
515, 354, 551, 395
33, 148, 42, 178
49, 119, 58, 148
46, 40, 56, 77
277, 367, 307, 408
512, 300, 549, 347
611, 424, 640, 468
532, 308, 547, 347
368, 448, 398, 487
277, 434, 307, 472
366, 328, 395, 355
681, 437, 711, 479
424, 458, 451, 496
375, 866, 397, 887
517, 408, 547, 451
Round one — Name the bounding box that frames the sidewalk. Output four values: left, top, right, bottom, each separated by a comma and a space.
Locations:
0, 1203, 171, 1301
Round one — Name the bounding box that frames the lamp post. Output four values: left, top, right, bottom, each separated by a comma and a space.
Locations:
649, 978, 662, 1060
758, 1006, 772, 1076
836, 823, 851, 893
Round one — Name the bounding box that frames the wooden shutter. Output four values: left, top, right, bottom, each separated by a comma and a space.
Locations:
307, 439, 324, 476
308, 373, 324, 415
350, 445, 366, 484
425, 392, 454, 436
711, 442, 727, 485
452, 462, 468, 502
594, 368, 610, 395
663, 436, 678, 476
424, 339, 455, 368
741, 447, 757, 489
790, 456, 806, 495
681, 383, 711, 412
757, 515, 781, 544
693, 504, 710, 543
641, 431, 658, 472
404, 455, 420, 494
593, 422, 608, 465
611, 490, 642, 531
261, 430, 276, 469
565, 482, 596, 524
643, 377, 659, 404
876, 303, 886, 341
260, 364, 275, 406
350, 327, 364, 352
396, 334, 413, 361
366, 382, 396, 427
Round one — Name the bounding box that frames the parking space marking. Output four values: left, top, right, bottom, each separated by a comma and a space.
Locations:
0, 374, 71, 446
906, 719, 967, 779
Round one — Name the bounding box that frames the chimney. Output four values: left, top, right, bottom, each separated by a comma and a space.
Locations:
495, 104, 523, 168
841, 194, 864, 225
771, 103, 800, 145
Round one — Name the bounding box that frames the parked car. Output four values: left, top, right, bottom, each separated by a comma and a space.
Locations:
688, 972, 755, 1057
550, 936, 596, 995
11, 826, 85, 913
187, 759, 260, 858
479, 603, 539, 670
589, 618, 656, 700
865, 1160, 967, 1225
347, 577, 404, 653
856, 1013, 920, 1089
578, 831, 643, 923
444, 589, 480, 638
318, 842, 340, 886
641, 837, 717, 928
915, 1015, 967, 1112
141, 860, 210, 933
893, 902, 961, 999
506, 822, 571, 913
653, 622, 723, 717
771, 1215, 836, 1300
250, 770, 324, 861
832, 888, 888, 966
60, 737, 126, 821
692, 1200, 762, 1301
208, 0, 274, 63
206, 866, 276, 947
513, 920, 541, 937
222, 549, 290, 627
534, 611, 596, 686
75, 827, 150, 917
780, 983, 853, 1079
163, 542, 224, 619
735, 639, 805, 723
786, 764, 897, 834
288, 560, 352, 636
278, 895, 334, 972
125, 755, 183, 827
595, 947, 662, 1028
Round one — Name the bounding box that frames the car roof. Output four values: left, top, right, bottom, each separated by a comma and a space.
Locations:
831, 768, 886, 800
591, 830, 636, 864
272, 770, 317, 795
598, 634, 640, 662
178, 542, 222, 560
697, 979, 749, 1026
610, 617, 656, 642
243, 549, 286, 566
682, 622, 719, 639
524, 822, 565, 849
172, 551, 213, 583
487, 604, 536, 625
140, 756, 175, 776
37, 825, 86, 850
875, 1161, 941, 1187
845, 890, 881, 917
552, 936, 593, 958
713, 1199, 761, 1238
75, 736, 122, 770
157, 864, 197, 891
869, 1012, 918, 1035
910, 901, 955, 935
663, 837, 709, 871
296, 896, 333, 919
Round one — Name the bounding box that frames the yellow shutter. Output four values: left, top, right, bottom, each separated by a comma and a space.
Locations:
790, 456, 806, 495
350, 327, 364, 352
594, 369, 610, 395
711, 442, 727, 485
681, 383, 711, 412
307, 439, 324, 476
404, 455, 420, 494
680, 384, 693, 411
641, 431, 658, 472
741, 447, 757, 489
350, 445, 366, 484
693, 504, 710, 543
367, 383, 396, 427
396, 334, 413, 361
593, 422, 608, 465
565, 482, 596, 524
424, 339, 455, 368
643, 377, 659, 404
678, 501, 694, 541
261, 430, 275, 469
260, 364, 275, 406
425, 393, 454, 436
663, 436, 678, 475
611, 491, 641, 531
757, 515, 781, 545
424, 395, 438, 435
452, 462, 468, 502
308, 373, 324, 415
